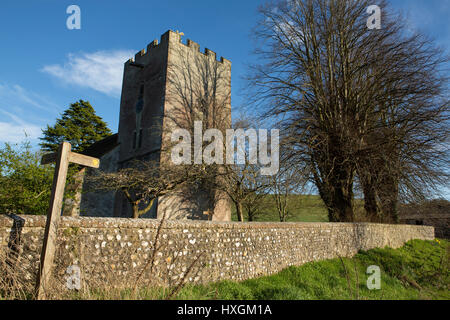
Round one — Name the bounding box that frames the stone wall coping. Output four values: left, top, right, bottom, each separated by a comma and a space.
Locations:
0, 214, 435, 233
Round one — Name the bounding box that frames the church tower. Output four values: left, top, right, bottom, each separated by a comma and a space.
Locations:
115, 30, 232, 221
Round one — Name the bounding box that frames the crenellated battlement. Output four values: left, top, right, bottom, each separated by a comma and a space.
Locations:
186, 39, 200, 51
126, 30, 231, 66
147, 39, 159, 51
181, 35, 230, 65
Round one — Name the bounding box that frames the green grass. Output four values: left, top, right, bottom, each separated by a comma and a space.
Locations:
231, 194, 329, 222
173, 239, 449, 300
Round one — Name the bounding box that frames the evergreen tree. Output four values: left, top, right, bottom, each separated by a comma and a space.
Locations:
40, 100, 112, 152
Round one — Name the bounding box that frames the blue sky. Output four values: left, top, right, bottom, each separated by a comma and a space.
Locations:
0, 0, 448, 146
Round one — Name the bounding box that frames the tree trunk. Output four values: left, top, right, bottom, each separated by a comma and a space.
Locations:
362, 185, 380, 222
131, 198, 156, 219
132, 203, 140, 219
378, 174, 399, 223
358, 168, 381, 222
312, 142, 356, 223
330, 184, 354, 222
235, 201, 244, 222
247, 210, 254, 222
318, 169, 355, 222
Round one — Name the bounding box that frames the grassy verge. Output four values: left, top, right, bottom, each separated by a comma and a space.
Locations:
172, 239, 449, 300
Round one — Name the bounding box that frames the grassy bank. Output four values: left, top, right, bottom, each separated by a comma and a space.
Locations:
172, 239, 449, 300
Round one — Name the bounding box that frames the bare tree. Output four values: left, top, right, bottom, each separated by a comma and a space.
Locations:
216, 162, 269, 222
209, 115, 273, 222
242, 186, 268, 222
89, 161, 196, 218
271, 161, 307, 222
249, 0, 449, 222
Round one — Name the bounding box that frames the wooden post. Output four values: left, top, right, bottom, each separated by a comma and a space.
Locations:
35, 142, 100, 299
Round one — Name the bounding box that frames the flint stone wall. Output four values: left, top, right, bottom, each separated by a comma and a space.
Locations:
0, 215, 434, 290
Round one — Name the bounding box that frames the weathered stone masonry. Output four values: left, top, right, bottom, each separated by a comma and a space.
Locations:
0, 215, 434, 290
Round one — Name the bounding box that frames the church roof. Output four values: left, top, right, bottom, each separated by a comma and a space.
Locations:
82, 133, 119, 158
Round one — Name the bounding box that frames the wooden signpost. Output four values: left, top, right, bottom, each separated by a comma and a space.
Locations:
35, 142, 100, 300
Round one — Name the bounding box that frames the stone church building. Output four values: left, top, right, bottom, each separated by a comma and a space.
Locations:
77, 30, 231, 221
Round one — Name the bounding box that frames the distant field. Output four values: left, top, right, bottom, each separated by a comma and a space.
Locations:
230, 194, 329, 222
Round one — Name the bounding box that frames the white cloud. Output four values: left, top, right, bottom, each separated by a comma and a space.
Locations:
0, 110, 42, 143
0, 83, 58, 145
0, 83, 59, 113
41, 50, 134, 97
0, 121, 42, 144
